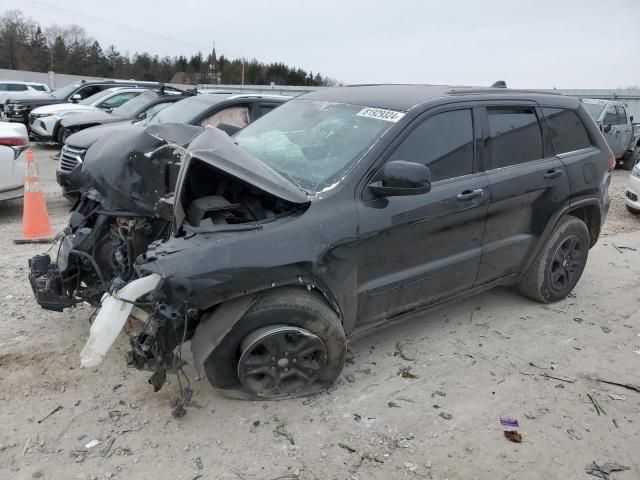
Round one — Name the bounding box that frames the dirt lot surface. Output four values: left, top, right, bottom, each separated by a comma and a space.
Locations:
1, 145, 639, 480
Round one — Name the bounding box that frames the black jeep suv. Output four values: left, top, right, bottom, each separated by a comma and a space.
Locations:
29, 84, 612, 403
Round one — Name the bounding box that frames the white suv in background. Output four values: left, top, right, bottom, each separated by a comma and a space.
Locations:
625, 163, 640, 214
29, 87, 146, 143
0, 81, 51, 94
0, 121, 28, 201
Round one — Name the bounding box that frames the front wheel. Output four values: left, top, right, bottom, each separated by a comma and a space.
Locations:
518, 216, 590, 303
56, 127, 66, 146
203, 288, 347, 399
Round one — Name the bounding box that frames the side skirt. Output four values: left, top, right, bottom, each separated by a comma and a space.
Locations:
348, 273, 520, 341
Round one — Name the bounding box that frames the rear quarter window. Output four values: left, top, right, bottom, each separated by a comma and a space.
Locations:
542, 108, 592, 154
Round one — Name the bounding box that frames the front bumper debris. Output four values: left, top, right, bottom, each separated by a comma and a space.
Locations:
80, 273, 162, 368
28, 254, 75, 312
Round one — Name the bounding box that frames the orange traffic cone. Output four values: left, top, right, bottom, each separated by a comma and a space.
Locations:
14, 150, 55, 244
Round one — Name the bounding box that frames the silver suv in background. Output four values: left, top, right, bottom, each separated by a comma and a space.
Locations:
582, 98, 640, 170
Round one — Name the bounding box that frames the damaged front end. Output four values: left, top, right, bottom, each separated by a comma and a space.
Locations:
79, 127, 313, 408
28, 124, 203, 312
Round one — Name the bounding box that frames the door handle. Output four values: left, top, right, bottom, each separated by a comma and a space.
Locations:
543, 169, 563, 179
457, 188, 483, 201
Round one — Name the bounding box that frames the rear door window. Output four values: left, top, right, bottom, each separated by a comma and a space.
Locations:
388, 109, 474, 182
487, 107, 543, 168
542, 108, 592, 154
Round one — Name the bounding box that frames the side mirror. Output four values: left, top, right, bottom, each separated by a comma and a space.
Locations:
630, 115, 634, 122
137, 112, 147, 120
217, 122, 242, 136
368, 160, 431, 197
70, 93, 82, 103
603, 124, 612, 133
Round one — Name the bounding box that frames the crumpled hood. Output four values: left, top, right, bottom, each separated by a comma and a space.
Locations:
173, 127, 309, 229
65, 121, 137, 149
61, 111, 128, 128
82, 123, 205, 217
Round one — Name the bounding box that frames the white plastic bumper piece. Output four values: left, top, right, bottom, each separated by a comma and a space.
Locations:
80, 273, 162, 368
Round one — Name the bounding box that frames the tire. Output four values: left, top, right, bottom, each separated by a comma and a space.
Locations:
203, 287, 346, 399
518, 216, 590, 303
56, 126, 65, 146
622, 147, 639, 171
627, 205, 640, 215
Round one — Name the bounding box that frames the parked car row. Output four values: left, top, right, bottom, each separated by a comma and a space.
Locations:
1, 79, 186, 126
25, 83, 615, 409
57, 92, 288, 198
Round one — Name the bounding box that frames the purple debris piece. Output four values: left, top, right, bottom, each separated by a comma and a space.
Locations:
500, 417, 519, 428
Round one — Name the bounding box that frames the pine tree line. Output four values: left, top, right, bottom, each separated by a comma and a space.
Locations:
0, 10, 336, 86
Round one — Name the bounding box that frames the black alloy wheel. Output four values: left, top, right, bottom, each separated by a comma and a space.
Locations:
237, 325, 327, 398
549, 235, 585, 292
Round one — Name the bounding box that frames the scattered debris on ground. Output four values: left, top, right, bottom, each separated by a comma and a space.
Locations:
503, 431, 523, 443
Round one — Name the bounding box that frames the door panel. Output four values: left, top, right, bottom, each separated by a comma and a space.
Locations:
476, 105, 570, 284
353, 106, 487, 325
476, 159, 570, 283
356, 174, 488, 323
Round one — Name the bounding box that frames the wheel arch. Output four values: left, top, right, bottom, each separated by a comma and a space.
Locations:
520, 199, 602, 278
189, 282, 343, 374
52, 120, 64, 142
566, 202, 601, 247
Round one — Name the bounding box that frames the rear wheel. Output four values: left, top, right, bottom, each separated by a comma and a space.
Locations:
518, 216, 590, 303
203, 288, 346, 399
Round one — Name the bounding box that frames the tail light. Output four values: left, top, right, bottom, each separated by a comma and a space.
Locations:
0, 137, 28, 147
607, 154, 616, 172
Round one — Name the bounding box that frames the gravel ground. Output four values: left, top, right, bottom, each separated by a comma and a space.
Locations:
1, 145, 639, 480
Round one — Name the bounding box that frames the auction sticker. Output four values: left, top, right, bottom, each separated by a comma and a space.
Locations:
357, 107, 405, 123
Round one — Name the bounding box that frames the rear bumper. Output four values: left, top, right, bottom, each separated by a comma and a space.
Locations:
0, 186, 24, 202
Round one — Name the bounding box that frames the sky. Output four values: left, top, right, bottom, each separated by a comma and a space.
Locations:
3, 0, 640, 89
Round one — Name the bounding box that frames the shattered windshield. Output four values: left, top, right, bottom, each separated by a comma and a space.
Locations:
234, 100, 398, 193
113, 90, 158, 116
582, 102, 605, 120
